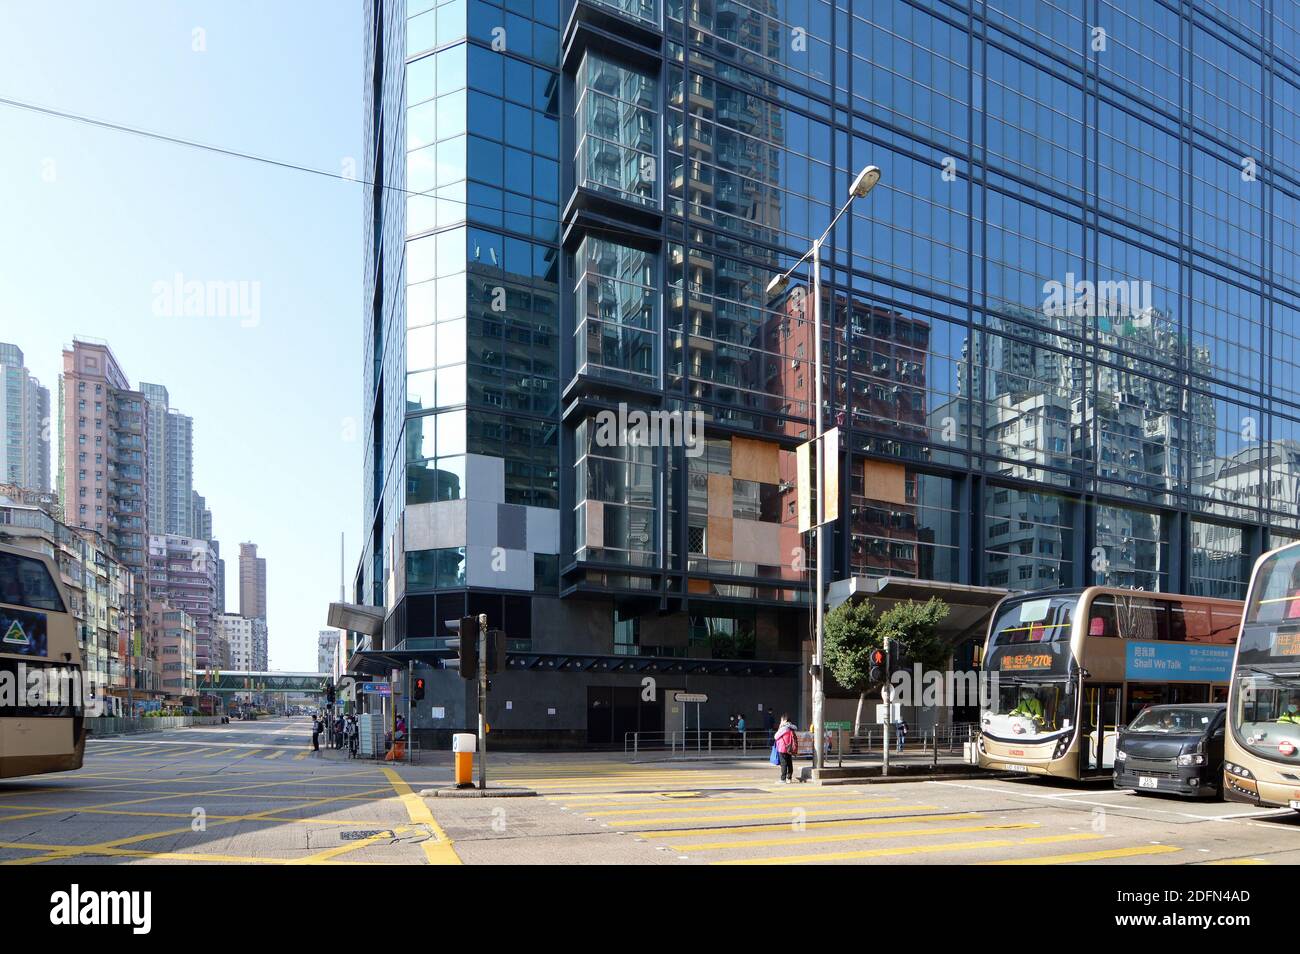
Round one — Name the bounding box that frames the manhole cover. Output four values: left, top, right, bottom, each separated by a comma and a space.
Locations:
340, 829, 393, 841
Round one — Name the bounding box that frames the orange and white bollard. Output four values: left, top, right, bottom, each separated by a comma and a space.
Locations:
452, 732, 476, 787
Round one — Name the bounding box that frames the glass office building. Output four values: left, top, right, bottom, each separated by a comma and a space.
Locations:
358, 0, 1300, 743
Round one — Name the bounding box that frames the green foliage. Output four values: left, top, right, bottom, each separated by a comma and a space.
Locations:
822, 599, 878, 692
822, 597, 952, 690
876, 598, 951, 672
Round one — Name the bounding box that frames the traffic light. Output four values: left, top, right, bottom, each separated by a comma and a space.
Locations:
413, 676, 426, 701
326, 679, 336, 703
487, 629, 507, 674
445, 616, 478, 679
885, 638, 901, 676
869, 648, 887, 683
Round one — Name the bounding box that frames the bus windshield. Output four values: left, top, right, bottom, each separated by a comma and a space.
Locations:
0, 550, 66, 613
982, 594, 1079, 740
1232, 547, 1300, 764
983, 678, 1077, 740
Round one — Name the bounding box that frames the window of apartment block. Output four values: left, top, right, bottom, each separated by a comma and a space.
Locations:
573, 236, 658, 383
575, 51, 658, 207
573, 414, 658, 566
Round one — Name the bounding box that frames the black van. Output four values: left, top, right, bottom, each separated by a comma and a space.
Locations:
1114, 703, 1226, 799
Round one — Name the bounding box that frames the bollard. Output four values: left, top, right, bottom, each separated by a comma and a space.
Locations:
452, 732, 476, 787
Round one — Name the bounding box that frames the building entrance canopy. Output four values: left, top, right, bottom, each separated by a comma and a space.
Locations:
826, 577, 1010, 647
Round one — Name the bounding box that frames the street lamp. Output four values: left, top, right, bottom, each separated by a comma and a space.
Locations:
765, 164, 881, 774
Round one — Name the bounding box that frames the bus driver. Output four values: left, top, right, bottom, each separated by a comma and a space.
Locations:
1010, 688, 1045, 725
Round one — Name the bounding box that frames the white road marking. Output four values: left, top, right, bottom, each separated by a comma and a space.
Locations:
928, 780, 1295, 824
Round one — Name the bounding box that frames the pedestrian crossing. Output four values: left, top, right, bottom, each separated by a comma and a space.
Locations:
546, 787, 1196, 865
87, 741, 325, 762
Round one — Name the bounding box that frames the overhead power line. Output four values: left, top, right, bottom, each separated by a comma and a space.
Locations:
0, 93, 470, 206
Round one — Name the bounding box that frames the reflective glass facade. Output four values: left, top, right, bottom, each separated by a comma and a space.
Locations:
360, 0, 1300, 740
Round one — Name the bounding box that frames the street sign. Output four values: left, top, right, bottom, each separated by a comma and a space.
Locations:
359, 683, 392, 696
822, 426, 839, 522
876, 703, 901, 724
825, 720, 851, 731
795, 426, 840, 532
674, 692, 708, 703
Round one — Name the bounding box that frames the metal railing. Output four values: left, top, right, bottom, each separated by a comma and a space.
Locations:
624, 722, 981, 762
88, 715, 222, 736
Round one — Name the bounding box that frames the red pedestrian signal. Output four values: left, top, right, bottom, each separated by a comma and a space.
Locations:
869, 648, 887, 683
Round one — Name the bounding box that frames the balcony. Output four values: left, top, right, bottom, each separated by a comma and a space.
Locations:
582, 0, 658, 27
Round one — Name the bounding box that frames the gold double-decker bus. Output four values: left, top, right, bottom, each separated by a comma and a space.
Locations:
978, 587, 1241, 780
1224, 543, 1300, 812
0, 542, 87, 779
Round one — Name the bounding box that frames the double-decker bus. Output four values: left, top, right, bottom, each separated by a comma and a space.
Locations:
0, 542, 86, 779
978, 587, 1241, 780
1224, 542, 1300, 812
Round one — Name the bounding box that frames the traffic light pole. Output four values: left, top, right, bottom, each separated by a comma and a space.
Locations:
477, 613, 488, 790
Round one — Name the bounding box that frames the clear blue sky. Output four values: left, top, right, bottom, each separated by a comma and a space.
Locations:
0, 1, 365, 671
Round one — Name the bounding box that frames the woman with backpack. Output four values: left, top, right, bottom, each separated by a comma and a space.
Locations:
772, 714, 798, 783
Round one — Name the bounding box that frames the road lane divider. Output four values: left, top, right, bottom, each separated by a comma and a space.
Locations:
381, 767, 460, 866
711, 832, 1103, 865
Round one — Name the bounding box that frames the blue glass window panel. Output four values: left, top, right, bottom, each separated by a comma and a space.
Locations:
534, 0, 558, 24
436, 91, 466, 140
468, 227, 504, 272
533, 155, 558, 202
531, 201, 557, 242
504, 103, 532, 148
467, 182, 504, 227
469, 0, 500, 45
533, 24, 558, 64
468, 136, 504, 187
505, 146, 532, 192
407, 54, 437, 105
408, 99, 437, 150
505, 57, 532, 104
437, 0, 466, 44
469, 43, 503, 96
535, 67, 558, 115
506, 15, 533, 57
467, 91, 503, 139
408, 10, 437, 57
504, 191, 531, 236
533, 112, 557, 155
505, 236, 532, 275
436, 43, 466, 96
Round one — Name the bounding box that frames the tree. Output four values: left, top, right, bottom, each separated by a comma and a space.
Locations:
823, 597, 952, 734
876, 598, 952, 673
822, 599, 878, 734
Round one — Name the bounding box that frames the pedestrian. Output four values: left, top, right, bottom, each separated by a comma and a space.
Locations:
773, 714, 798, 784
334, 715, 345, 749
764, 707, 775, 739
311, 716, 320, 752
346, 715, 359, 757
728, 712, 737, 734
895, 719, 906, 753
736, 712, 746, 746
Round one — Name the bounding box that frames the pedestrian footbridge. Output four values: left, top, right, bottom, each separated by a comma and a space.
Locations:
192, 671, 331, 694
